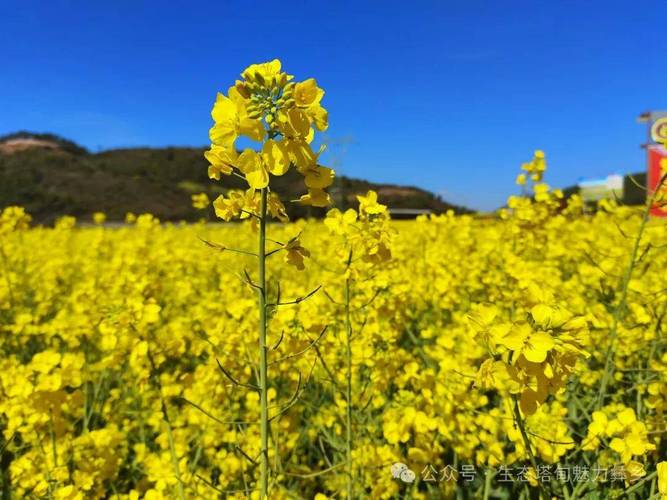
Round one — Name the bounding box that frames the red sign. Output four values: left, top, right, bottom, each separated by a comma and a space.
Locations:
648, 145, 667, 217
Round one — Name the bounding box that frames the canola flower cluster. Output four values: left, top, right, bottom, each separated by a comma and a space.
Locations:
1, 61, 667, 499
206, 58, 334, 219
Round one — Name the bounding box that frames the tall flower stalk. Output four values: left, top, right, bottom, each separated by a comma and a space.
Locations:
204, 59, 334, 498
257, 188, 269, 496
323, 192, 393, 497
472, 151, 588, 499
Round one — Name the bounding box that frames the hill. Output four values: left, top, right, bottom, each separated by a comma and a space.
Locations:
0, 132, 469, 223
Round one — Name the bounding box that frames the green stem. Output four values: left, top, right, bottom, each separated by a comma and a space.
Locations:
344, 277, 353, 499
562, 482, 571, 500
569, 474, 589, 499
624, 471, 657, 497
258, 188, 270, 499
482, 469, 492, 500
165, 417, 186, 500
512, 396, 547, 500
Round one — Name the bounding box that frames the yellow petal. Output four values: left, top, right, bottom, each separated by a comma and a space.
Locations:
237, 149, 261, 175
342, 209, 357, 224
523, 331, 554, 363
626, 432, 652, 455
609, 437, 626, 454
497, 323, 529, 352
209, 123, 235, 147
238, 117, 266, 142
211, 92, 236, 124
236, 149, 268, 189
304, 166, 335, 189
268, 193, 288, 221
245, 168, 269, 190
530, 304, 554, 328
286, 108, 311, 137
625, 460, 646, 482
520, 389, 539, 415
294, 78, 321, 107
617, 408, 636, 427
657, 461, 667, 496
309, 105, 328, 131
205, 145, 237, 178
282, 139, 317, 171
241, 59, 282, 81
299, 188, 331, 207
262, 140, 290, 176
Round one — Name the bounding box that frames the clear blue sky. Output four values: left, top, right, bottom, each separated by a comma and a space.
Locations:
2, 1, 665, 210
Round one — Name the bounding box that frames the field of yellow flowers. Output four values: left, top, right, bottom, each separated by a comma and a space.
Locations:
1, 59, 667, 500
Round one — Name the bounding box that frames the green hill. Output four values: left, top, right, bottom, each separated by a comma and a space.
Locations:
0, 132, 469, 223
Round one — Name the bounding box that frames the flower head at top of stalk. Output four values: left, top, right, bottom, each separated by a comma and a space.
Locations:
206, 59, 335, 225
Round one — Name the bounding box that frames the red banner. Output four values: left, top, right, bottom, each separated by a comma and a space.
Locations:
648, 145, 667, 217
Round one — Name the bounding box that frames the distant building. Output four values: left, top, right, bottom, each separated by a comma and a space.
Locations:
578, 174, 624, 203
388, 208, 432, 219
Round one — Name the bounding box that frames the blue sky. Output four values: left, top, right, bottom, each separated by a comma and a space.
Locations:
2, 0, 665, 210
